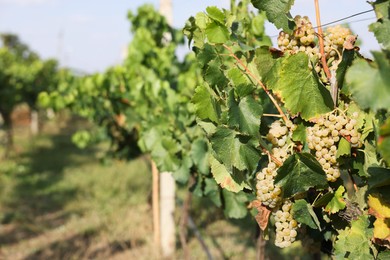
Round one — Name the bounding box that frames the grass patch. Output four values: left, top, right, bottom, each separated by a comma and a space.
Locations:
0, 117, 317, 259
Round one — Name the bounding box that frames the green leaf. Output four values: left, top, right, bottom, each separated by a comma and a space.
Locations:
254, 47, 281, 80
292, 199, 321, 230
370, 19, 390, 50
227, 67, 255, 97
192, 84, 220, 123
369, 0, 390, 51
204, 178, 222, 207
228, 92, 262, 138
197, 120, 217, 136
205, 21, 229, 44
336, 50, 357, 93
204, 59, 229, 88
334, 215, 373, 260
150, 137, 181, 172
172, 155, 192, 184
325, 186, 346, 214
314, 192, 333, 208
368, 167, 390, 189
206, 6, 225, 24
337, 137, 351, 158
292, 121, 307, 143
251, 0, 295, 32
209, 154, 251, 193
195, 12, 210, 30
363, 141, 380, 172
190, 139, 210, 175
346, 52, 390, 111
274, 153, 328, 198
379, 118, 390, 164
210, 126, 260, 173
266, 53, 333, 120
222, 189, 248, 219
377, 250, 390, 260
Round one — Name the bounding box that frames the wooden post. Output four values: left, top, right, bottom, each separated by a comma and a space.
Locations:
159, 0, 176, 257
30, 109, 39, 136
151, 160, 160, 251
160, 171, 176, 256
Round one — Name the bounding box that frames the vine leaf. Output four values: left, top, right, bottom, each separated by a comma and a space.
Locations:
209, 154, 251, 193
379, 118, 390, 164
228, 92, 263, 138
192, 84, 220, 123
227, 67, 255, 97
325, 186, 346, 214
368, 194, 390, 219
210, 126, 260, 173
337, 137, 351, 158
222, 189, 248, 219
292, 122, 307, 143
204, 59, 229, 88
369, 0, 390, 51
378, 250, 390, 260
274, 153, 328, 198
373, 218, 390, 240
204, 178, 222, 207
265, 53, 334, 120
346, 51, 390, 112
368, 194, 390, 243
206, 6, 225, 24
251, 200, 271, 230
172, 155, 192, 184
368, 167, 390, 189
334, 216, 373, 260
292, 199, 321, 230
205, 21, 229, 44
190, 138, 210, 175
251, 0, 295, 33
150, 136, 181, 172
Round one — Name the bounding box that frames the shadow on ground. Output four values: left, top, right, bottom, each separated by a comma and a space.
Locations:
0, 128, 98, 245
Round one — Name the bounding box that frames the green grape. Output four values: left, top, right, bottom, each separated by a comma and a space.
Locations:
306, 109, 362, 182
273, 200, 298, 248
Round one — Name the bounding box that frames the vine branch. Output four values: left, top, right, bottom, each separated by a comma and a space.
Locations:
314, 0, 331, 81
222, 44, 288, 123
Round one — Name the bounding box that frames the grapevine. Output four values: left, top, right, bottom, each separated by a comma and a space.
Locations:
186, 0, 390, 256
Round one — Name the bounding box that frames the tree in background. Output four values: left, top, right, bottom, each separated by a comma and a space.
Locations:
0, 34, 59, 154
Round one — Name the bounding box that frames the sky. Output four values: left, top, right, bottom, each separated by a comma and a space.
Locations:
0, 0, 379, 73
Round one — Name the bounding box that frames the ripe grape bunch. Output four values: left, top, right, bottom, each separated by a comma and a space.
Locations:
277, 16, 356, 80
256, 120, 296, 209
273, 200, 299, 248
306, 109, 362, 182
277, 15, 320, 59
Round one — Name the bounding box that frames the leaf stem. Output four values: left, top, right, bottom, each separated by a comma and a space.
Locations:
259, 143, 283, 167
348, 170, 359, 192
314, 0, 331, 81
263, 113, 284, 118
222, 44, 288, 123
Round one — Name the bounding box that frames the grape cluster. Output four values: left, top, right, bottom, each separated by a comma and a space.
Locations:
273, 200, 298, 248
324, 25, 354, 57
277, 16, 320, 60
256, 120, 296, 208
306, 110, 361, 182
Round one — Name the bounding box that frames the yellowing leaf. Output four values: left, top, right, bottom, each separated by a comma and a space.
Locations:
373, 218, 390, 240
325, 186, 346, 214
368, 195, 390, 219
209, 154, 251, 192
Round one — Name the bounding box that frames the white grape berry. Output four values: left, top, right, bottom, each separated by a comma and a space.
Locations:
273, 200, 298, 248
306, 110, 362, 182
256, 120, 296, 208
277, 16, 319, 59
